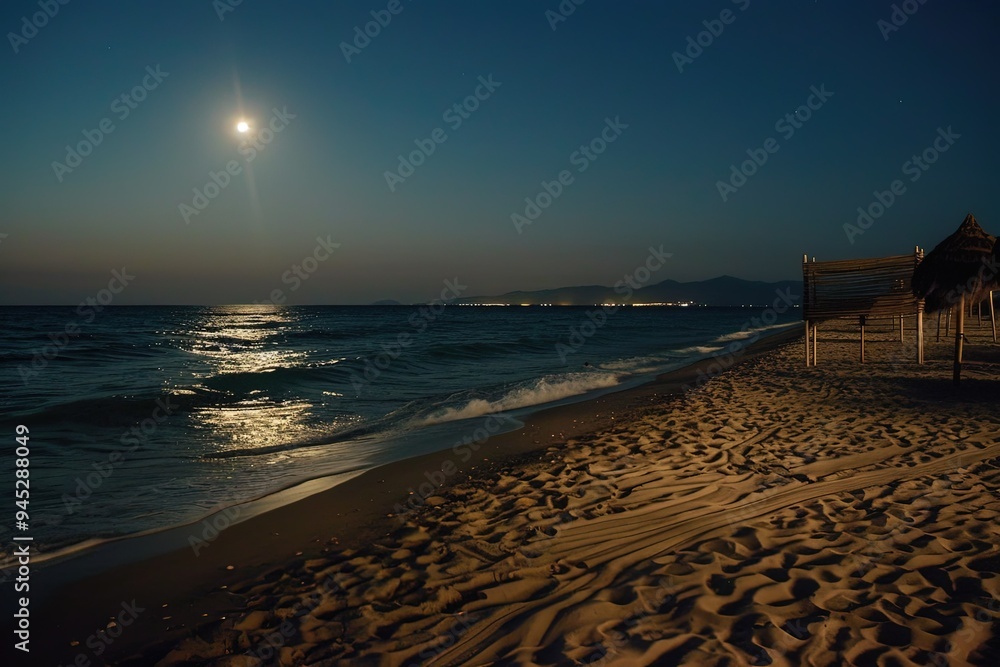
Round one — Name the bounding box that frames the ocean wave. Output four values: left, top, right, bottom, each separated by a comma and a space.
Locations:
423, 341, 514, 360
422, 337, 553, 360
418, 372, 622, 425
712, 321, 798, 343
0, 352, 38, 363
200, 360, 348, 393
201, 421, 375, 459
7, 389, 205, 429
597, 355, 680, 375
281, 328, 364, 341
64, 343, 166, 360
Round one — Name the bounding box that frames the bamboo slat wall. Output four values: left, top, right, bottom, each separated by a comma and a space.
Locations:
803, 252, 923, 321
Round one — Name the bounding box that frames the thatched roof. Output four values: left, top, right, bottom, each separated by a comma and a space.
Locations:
913, 213, 998, 313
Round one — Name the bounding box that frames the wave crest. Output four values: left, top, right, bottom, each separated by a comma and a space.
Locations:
713, 322, 797, 343
419, 372, 621, 426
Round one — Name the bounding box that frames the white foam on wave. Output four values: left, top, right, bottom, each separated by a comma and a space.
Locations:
418, 372, 622, 426
713, 322, 798, 343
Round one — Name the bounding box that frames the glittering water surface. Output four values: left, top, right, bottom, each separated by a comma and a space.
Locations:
0, 305, 797, 553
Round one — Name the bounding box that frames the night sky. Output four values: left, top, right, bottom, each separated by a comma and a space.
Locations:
1, 0, 998, 304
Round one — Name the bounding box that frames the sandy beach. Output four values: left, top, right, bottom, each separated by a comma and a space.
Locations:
32, 323, 1000, 666
9, 3, 1000, 666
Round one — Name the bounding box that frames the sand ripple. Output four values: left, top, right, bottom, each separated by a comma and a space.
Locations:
152, 329, 1000, 666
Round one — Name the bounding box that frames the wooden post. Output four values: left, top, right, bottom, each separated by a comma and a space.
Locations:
805, 321, 812, 366
936, 310, 942, 342
917, 308, 924, 364
915, 247, 925, 364
899, 314, 904, 343
812, 323, 818, 365
991, 291, 997, 343
802, 254, 810, 366
860, 316, 866, 363
954, 294, 966, 385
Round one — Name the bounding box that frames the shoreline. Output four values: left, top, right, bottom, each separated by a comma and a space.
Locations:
26, 324, 798, 574
27, 328, 800, 664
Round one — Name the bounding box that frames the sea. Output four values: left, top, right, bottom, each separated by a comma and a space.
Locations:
0, 305, 799, 563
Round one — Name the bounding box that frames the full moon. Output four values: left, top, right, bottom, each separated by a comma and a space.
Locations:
236, 121, 249, 133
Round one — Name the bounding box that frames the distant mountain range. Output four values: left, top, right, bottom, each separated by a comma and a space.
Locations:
410, 276, 802, 307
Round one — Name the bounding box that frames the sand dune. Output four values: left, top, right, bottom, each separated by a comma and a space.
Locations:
149, 326, 1000, 666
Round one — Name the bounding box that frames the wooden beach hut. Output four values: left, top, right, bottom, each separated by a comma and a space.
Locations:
912, 214, 999, 384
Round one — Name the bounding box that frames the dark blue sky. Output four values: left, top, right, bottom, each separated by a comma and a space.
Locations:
1, 0, 998, 304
